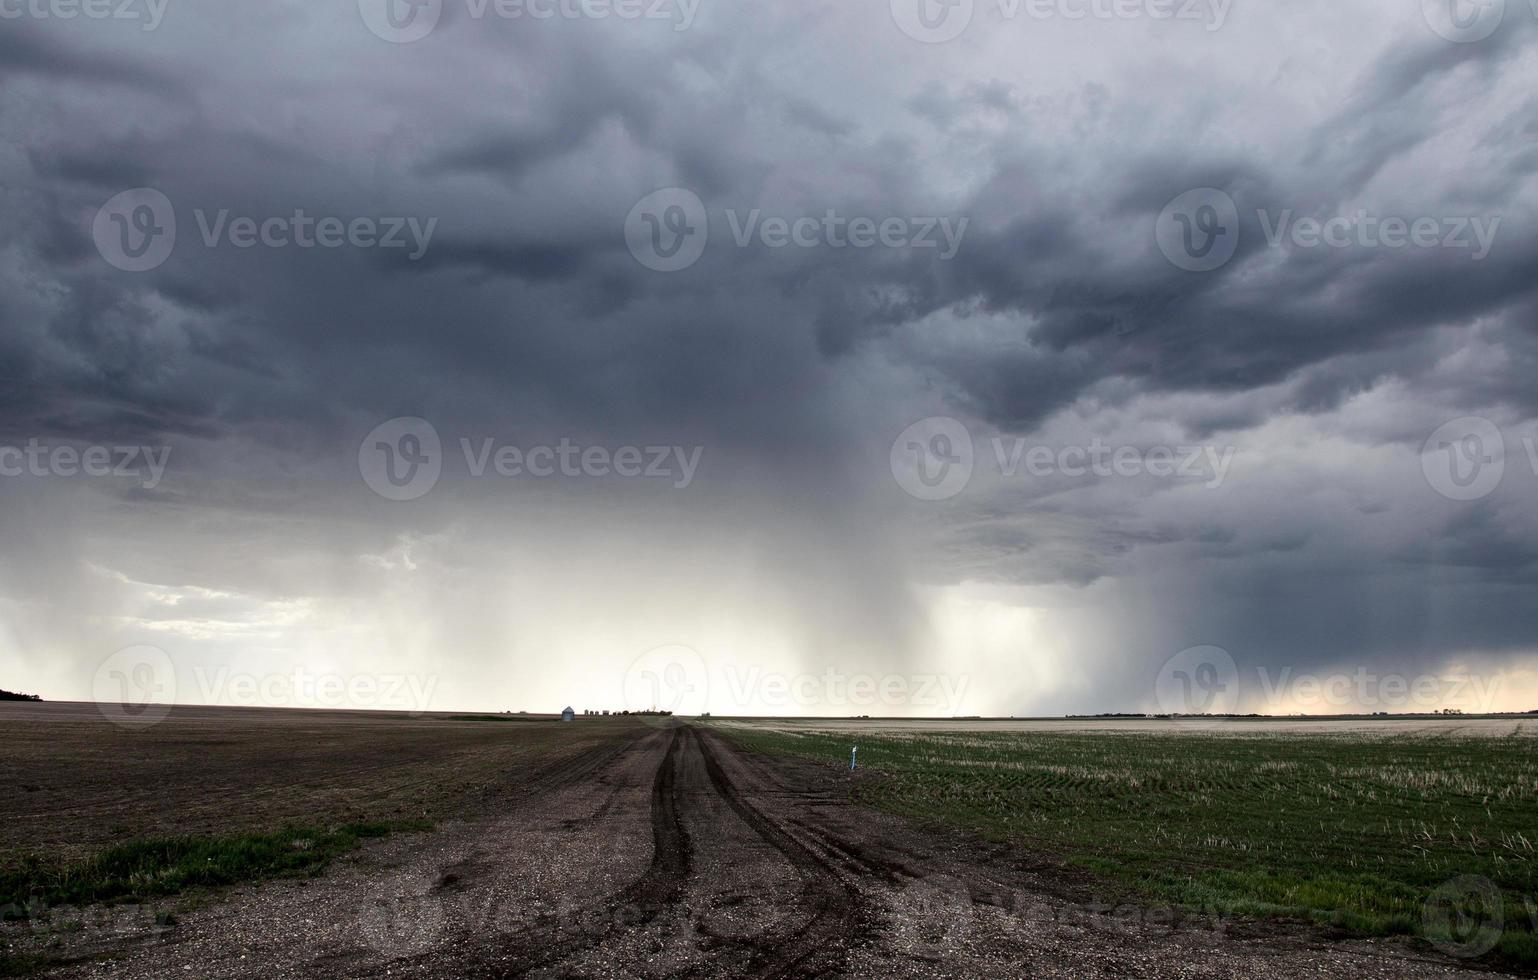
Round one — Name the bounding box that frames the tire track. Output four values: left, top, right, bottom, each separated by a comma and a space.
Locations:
617, 723, 692, 915
690, 726, 869, 979
508, 732, 636, 801
453, 724, 692, 978
295, 726, 672, 980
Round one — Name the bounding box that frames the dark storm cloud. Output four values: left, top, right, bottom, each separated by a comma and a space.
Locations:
1, 2, 1536, 711
892, 89, 1537, 430
0, 22, 180, 92
3, 9, 1531, 445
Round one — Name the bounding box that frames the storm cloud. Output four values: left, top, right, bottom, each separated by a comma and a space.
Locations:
1, 0, 1536, 716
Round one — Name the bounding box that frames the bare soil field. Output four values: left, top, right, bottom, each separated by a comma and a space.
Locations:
0, 701, 643, 864
1, 708, 1526, 978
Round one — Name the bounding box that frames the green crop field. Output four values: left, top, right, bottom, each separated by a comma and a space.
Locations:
716, 723, 1538, 968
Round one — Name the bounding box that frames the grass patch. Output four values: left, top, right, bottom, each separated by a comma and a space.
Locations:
716, 725, 1538, 968
0, 820, 425, 915
0, 954, 47, 978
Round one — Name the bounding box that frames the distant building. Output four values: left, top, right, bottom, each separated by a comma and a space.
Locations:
561, 706, 575, 722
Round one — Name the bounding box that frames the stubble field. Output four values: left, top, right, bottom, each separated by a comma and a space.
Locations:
713, 717, 1538, 967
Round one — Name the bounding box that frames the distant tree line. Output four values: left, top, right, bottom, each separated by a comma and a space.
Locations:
1069, 712, 1266, 719
0, 689, 42, 702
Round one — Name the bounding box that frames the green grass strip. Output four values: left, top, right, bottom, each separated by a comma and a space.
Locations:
0, 820, 424, 914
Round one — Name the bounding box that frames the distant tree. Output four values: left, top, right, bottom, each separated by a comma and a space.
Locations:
0, 689, 42, 702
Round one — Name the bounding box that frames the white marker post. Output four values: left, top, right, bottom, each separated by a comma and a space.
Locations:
850, 745, 858, 771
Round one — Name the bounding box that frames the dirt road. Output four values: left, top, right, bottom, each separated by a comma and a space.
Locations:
42, 723, 1519, 978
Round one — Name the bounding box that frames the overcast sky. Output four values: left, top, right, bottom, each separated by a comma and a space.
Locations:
2, 0, 1536, 717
